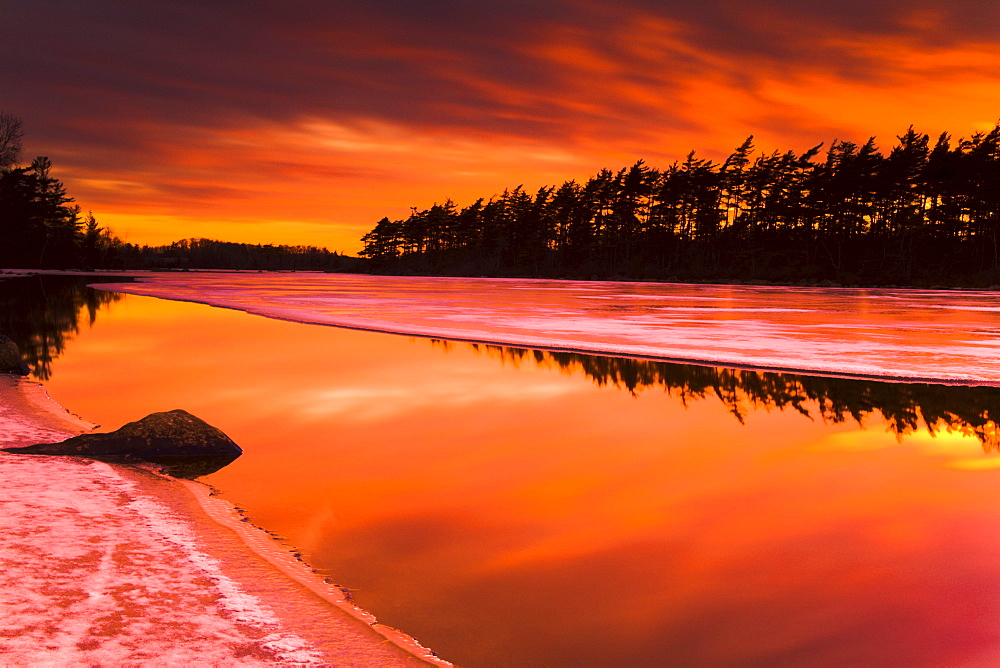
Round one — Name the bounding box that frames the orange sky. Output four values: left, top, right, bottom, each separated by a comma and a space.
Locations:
5, 1, 1000, 254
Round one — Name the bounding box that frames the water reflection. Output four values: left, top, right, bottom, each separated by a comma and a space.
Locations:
5, 273, 1000, 453
27, 285, 1000, 666
436, 341, 1000, 451
0, 275, 125, 380
119, 454, 242, 479
0, 275, 241, 478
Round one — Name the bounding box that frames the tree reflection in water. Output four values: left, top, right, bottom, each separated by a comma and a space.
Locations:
0, 275, 125, 380
433, 339, 1000, 452
4, 274, 997, 453
0, 275, 240, 478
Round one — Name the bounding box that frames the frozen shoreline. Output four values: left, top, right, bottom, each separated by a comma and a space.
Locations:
0, 374, 447, 666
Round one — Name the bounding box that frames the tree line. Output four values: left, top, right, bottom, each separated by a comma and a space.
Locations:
108, 238, 361, 272
361, 125, 1000, 286
0, 113, 358, 272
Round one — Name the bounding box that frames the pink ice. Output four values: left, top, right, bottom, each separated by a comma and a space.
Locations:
95, 273, 1000, 385
0, 375, 435, 665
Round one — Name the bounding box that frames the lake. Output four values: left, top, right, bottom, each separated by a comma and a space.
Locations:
8, 274, 1000, 666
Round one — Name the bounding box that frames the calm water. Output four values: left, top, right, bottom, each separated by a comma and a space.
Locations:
10, 276, 1000, 666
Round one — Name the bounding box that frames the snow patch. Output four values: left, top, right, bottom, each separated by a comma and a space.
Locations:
0, 379, 328, 665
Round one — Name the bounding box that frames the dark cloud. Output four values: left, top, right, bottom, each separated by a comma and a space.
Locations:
5, 0, 996, 150
4, 0, 561, 127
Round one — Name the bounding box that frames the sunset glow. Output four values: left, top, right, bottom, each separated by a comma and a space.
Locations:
6, 1, 1000, 252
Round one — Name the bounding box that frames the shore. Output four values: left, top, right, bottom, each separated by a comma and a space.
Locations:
0, 374, 447, 666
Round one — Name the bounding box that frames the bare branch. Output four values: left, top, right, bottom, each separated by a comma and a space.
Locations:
0, 112, 24, 170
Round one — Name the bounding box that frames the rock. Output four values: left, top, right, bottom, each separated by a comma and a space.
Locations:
2, 409, 242, 478
0, 335, 29, 375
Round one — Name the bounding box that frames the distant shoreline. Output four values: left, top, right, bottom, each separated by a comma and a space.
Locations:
6, 265, 1000, 292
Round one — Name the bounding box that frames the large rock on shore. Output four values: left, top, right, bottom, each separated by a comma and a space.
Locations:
0, 335, 29, 375
2, 409, 242, 478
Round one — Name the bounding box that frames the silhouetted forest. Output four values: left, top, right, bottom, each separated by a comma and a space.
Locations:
439, 341, 1000, 452
362, 125, 1000, 287
0, 113, 358, 272
9, 109, 1000, 284
108, 238, 362, 272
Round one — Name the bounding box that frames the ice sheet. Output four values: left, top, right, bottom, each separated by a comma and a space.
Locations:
93, 274, 1000, 385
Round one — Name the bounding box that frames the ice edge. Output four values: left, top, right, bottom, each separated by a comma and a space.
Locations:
92, 281, 1000, 388
12, 375, 452, 667
173, 474, 454, 667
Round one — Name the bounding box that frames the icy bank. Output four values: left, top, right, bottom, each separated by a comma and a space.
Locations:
0, 375, 440, 666
94, 273, 1000, 385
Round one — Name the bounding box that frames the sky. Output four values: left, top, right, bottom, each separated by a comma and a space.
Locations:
3, 0, 1000, 254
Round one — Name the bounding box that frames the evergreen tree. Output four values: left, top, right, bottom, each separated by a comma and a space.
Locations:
359, 123, 1000, 286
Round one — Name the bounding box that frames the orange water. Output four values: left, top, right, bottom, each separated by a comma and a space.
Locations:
40, 291, 1000, 666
